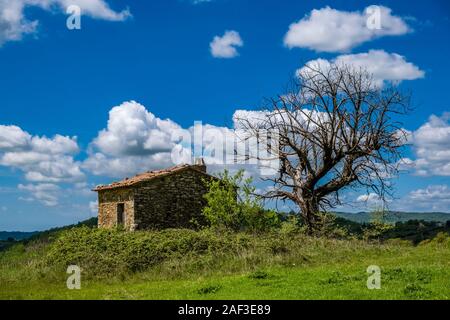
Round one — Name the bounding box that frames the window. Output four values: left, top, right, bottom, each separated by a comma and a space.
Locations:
117, 203, 125, 225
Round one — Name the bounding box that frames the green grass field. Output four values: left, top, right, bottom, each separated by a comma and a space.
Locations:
1, 226, 449, 300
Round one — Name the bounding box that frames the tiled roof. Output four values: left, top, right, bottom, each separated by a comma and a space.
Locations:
92, 164, 211, 191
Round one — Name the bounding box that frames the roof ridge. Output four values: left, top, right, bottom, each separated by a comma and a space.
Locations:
137, 163, 189, 175
93, 163, 208, 191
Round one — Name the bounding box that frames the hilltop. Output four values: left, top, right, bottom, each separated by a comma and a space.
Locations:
334, 211, 450, 224
0, 215, 449, 300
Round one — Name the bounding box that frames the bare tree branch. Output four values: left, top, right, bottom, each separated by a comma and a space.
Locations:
235, 63, 410, 233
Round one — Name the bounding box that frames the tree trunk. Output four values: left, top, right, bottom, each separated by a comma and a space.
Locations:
299, 197, 319, 234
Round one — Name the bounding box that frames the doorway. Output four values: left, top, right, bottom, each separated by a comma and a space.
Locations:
117, 203, 125, 225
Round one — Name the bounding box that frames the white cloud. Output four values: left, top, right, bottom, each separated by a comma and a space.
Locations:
89, 200, 98, 214
299, 50, 424, 87
392, 185, 450, 212
0, 124, 30, 150
84, 101, 185, 177
409, 113, 450, 176
284, 5, 410, 52
232, 110, 268, 129
409, 185, 450, 203
232, 108, 327, 129
356, 193, 381, 203
53, 0, 131, 21
83, 152, 176, 178
23, 156, 84, 183
0, 0, 38, 46
84, 101, 276, 178
0, 0, 130, 47
18, 183, 60, 206
93, 101, 181, 157
354, 192, 386, 210
210, 30, 243, 58
0, 125, 84, 183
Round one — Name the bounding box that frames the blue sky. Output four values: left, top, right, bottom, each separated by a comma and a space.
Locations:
0, 0, 449, 231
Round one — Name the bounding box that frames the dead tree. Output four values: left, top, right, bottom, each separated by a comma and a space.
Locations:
236, 63, 410, 233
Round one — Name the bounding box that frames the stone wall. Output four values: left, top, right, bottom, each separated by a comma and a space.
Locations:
133, 169, 210, 229
97, 188, 135, 230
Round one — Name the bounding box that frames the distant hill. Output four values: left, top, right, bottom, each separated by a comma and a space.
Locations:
0, 231, 37, 241
0, 217, 98, 241
334, 211, 450, 223
1, 212, 449, 241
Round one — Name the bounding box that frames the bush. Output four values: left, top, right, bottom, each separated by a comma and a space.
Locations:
279, 215, 305, 236
46, 227, 247, 277
196, 284, 222, 295
362, 210, 394, 241
248, 270, 269, 279
312, 212, 350, 239
419, 232, 450, 246
203, 170, 280, 232
403, 283, 432, 299
45, 226, 336, 278
431, 232, 450, 245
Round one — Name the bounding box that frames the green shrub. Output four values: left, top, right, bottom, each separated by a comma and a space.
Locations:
313, 212, 350, 239
403, 283, 432, 299
196, 284, 221, 295
279, 215, 305, 236
45, 226, 338, 278
419, 232, 450, 246
431, 232, 450, 244
414, 270, 432, 284
46, 227, 245, 277
362, 210, 394, 241
248, 270, 269, 279
203, 170, 280, 232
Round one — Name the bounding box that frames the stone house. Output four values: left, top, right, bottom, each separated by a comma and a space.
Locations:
93, 160, 216, 231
